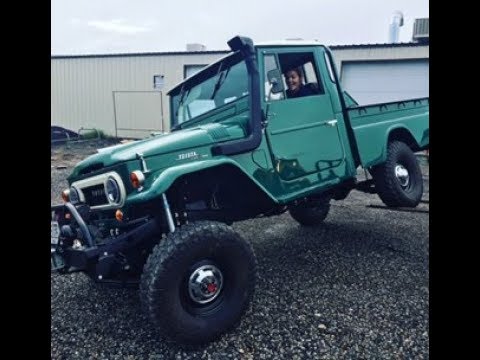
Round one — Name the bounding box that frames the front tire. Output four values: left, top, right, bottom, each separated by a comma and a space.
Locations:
372, 141, 423, 207
140, 221, 257, 345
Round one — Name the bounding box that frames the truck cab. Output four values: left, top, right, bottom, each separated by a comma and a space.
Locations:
168, 40, 358, 205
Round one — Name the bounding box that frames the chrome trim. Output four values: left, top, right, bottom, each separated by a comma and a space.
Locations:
188, 264, 224, 304
71, 171, 127, 210
136, 153, 150, 173
395, 164, 410, 188
106, 177, 121, 203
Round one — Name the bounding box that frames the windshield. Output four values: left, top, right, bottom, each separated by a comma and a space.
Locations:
170, 54, 249, 128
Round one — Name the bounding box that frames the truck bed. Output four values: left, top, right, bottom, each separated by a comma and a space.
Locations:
347, 97, 429, 168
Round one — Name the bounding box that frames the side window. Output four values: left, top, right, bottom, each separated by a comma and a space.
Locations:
303, 62, 318, 85
278, 52, 324, 100
263, 54, 285, 102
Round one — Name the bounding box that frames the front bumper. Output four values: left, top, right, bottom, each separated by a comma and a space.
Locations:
51, 202, 160, 279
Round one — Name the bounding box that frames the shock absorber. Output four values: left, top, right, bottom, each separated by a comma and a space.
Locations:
162, 193, 176, 233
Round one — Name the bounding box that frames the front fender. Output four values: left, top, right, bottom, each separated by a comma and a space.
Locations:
125, 158, 278, 205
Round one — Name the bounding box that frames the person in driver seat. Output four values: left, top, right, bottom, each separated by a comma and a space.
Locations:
285, 67, 317, 98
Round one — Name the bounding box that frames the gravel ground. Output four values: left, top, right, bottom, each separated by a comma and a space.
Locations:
51, 141, 429, 359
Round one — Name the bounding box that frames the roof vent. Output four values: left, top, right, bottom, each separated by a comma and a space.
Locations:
389, 11, 404, 43
412, 18, 429, 43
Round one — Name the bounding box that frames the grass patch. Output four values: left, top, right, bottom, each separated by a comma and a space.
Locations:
79, 129, 116, 140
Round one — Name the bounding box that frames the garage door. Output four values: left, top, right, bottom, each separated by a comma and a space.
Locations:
340, 60, 429, 105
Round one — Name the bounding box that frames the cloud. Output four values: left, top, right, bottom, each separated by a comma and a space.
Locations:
87, 19, 151, 34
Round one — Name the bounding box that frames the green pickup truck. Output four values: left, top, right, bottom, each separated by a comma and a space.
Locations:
51, 36, 429, 345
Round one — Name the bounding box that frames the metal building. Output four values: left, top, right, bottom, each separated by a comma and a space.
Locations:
51, 41, 428, 139
51, 51, 226, 139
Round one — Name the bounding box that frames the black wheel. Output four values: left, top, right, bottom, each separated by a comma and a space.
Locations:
289, 196, 331, 226
140, 221, 257, 345
372, 141, 423, 207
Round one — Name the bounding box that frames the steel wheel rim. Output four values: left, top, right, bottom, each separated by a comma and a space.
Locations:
395, 164, 410, 188
188, 264, 224, 305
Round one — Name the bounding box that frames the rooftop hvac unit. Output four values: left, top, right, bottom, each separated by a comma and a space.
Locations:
412, 18, 429, 43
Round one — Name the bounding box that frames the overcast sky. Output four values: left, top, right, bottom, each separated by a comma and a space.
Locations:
51, 0, 428, 55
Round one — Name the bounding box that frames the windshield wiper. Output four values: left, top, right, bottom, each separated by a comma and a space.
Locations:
175, 85, 190, 117
210, 64, 231, 100
171, 86, 191, 131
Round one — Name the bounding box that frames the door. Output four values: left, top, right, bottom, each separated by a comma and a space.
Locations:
262, 49, 345, 182
113, 91, 164, 139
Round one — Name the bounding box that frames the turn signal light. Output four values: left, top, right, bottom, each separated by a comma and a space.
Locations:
61, 189, 70, 202
115, 210, 124, 222
130, 170, 145, 189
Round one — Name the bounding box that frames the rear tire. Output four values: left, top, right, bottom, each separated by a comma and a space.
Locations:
140, 221, 256, 345
289, 196, 331, 226
372, 141, 423, 207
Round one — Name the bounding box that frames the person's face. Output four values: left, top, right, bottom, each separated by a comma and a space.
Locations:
285, 70, 301, 92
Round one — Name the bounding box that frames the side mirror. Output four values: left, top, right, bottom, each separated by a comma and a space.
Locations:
267, 69, 285, 94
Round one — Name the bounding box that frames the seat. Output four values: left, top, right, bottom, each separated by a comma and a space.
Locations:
305, 82, 320, 94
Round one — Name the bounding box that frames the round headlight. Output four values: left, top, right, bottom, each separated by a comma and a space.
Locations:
69, 186, 80, 204
106, 178, 121, 203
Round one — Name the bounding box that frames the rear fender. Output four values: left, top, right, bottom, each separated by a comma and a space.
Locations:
387, 125, 419, 148
363, 125, 422, 168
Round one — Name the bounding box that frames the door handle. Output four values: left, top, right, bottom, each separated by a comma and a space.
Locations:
325, 119, 337, 127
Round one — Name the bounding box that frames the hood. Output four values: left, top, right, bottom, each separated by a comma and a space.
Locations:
69, 123, 244, 179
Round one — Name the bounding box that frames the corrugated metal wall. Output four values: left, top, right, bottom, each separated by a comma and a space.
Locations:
51, 45, 428, 138
51, 53, 223, 137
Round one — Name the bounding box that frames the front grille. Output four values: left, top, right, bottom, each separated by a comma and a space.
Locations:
83, 184, 108, 206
